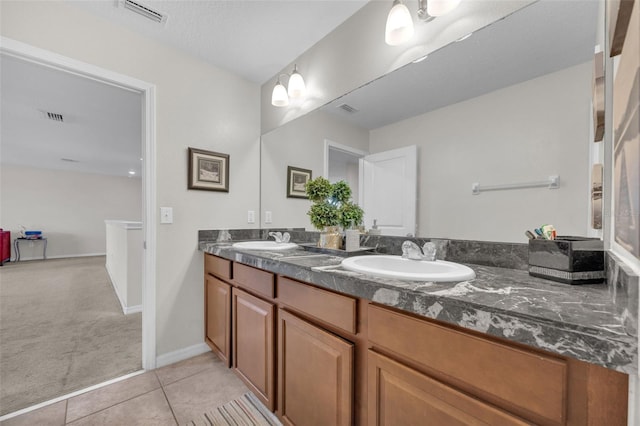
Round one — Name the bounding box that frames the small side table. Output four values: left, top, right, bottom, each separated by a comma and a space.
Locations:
14, 237, 47, 262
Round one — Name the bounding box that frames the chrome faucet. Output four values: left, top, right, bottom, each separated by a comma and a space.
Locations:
268, 231, 290, 243
402, 241, 437, 261
216, 230, 232, 242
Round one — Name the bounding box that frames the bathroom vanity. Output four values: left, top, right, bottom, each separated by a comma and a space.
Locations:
201, 239, 633, 425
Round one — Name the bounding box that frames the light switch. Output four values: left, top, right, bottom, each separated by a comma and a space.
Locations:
265, 211, 272, 224
160, 207, 173, 224
247, 210, 255, 224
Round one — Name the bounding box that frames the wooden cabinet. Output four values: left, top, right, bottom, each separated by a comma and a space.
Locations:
203, 253, 628, 425
368, 350, 528, 426
278, 309, 354, 426
205, 275, 231, 366
232, 287, 275, 410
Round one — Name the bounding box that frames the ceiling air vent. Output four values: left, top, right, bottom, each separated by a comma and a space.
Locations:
338, 104, 359, 114
43, 111, 64, 122
120, 0, 167, 24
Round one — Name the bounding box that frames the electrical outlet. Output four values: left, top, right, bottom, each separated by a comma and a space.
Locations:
160, 207, 173, 224
265, 211, 272, 224
247, 210, 255, 224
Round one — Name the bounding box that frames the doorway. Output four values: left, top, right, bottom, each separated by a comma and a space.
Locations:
0, 37, 156, 416
324, 139, 367, 202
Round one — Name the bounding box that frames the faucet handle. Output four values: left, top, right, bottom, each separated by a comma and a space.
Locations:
281, 232, 290, 243
422, 242, 437, 261
268, 231, 284, 243
402, 241, 423, 260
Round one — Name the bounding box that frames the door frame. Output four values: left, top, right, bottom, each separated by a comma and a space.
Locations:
323, 139, 368, 205
1, 37, 157, 370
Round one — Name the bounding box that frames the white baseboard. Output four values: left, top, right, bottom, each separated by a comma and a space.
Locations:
14, 252, 106, 262
156, 342, 210, 368
124, 304, 142, 315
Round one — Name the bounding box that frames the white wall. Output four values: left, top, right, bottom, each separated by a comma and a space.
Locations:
105, 221, 142, 314
0, 1, 261, 357
370, 62, 592, 243
261, 110, 369, 229
1, 165, 141, 259
261, 0, 535, 133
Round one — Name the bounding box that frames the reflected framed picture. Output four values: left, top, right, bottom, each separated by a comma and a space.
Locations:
188, 147, 229, 192
593, 51, 605, 142
287, 166, 311, 198
591, 163, 603, 229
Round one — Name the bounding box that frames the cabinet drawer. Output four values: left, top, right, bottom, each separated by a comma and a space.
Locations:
278, 276, 357, 334
204, 253, 232, 280
368, 350, 529, 426
233, 263, 275, 299
368, 304, 567, 426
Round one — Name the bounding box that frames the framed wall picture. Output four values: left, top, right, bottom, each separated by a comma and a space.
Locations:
287, 166, 312, 198
593, 51, 605, 142
188, 147, 229, 192
608, 0, 635, 57
591, 163, 603, 229
612, 0, 639, 259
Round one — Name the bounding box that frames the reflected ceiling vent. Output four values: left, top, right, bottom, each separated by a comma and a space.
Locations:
337, 104, 359, 114
41, 111, 64, 122
61, 158, 80, 163
119, 0, 168, 24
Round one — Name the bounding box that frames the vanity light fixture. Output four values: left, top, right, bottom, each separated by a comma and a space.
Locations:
385, 0, 462, 46
271, 64, 306, 107
427, 0, 462, 17
385, 0, 414, 46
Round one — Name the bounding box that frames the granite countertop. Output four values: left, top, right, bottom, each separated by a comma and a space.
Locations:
200, 241, 637, 375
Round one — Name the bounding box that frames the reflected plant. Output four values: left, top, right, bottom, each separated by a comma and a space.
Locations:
305, 177, 332, 203
305, 177, 364, 231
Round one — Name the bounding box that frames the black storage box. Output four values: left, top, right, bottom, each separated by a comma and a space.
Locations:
528, 236, 605, 285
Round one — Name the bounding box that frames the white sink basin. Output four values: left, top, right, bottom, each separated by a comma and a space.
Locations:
341, 255, 476, 282
232, 241, 298, 251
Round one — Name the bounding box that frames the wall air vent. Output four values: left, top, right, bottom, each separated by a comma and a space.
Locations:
338, 104, 359, 114
120, 0, 168, 24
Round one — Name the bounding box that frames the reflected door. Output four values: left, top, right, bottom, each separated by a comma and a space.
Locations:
360, 145, 417, 236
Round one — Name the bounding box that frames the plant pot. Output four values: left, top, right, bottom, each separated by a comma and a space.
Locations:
318, 226, 342, 250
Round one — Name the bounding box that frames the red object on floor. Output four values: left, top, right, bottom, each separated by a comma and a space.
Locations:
0, 229, 10, 265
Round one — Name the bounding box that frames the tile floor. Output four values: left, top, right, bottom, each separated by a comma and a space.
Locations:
0, 351, 250, 426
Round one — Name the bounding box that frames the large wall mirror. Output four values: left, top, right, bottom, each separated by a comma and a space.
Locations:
261, 0, 602, 243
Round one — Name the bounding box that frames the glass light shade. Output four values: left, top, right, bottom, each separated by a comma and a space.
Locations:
287, 70, 306, 99
271, 81, 289, 107
385, 1, 414, 46
427, 0, 462, 17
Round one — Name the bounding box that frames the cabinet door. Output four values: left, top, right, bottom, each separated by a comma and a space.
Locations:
205, 275, 231, 366
368, 350, 528, 426
278, 309, 353, 426
232, 288, 275, 410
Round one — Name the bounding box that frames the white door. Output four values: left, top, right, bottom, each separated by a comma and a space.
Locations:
359, 145, 417, 236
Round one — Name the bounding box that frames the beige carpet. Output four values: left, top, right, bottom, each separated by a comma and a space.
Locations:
0, 256, 141, 416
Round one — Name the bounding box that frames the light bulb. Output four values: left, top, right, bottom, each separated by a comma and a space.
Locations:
271, 80, 289, 107
385, 0, 414, 46
427, 0, 462, 17
287, 66, 306, 99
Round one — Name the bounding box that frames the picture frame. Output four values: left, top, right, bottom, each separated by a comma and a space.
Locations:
592, 51, 605, 142
286, 166, 312, 198
188, 147, 229, 192
612, 0, 639, 259
608, 0, 635, 57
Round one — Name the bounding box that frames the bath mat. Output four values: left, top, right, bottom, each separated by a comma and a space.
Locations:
185, 392, 282, 426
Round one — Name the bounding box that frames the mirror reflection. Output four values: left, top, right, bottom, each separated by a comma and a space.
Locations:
261, 0, 600, 243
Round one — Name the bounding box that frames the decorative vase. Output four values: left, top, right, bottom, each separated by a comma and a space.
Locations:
318, 226, 342, 249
